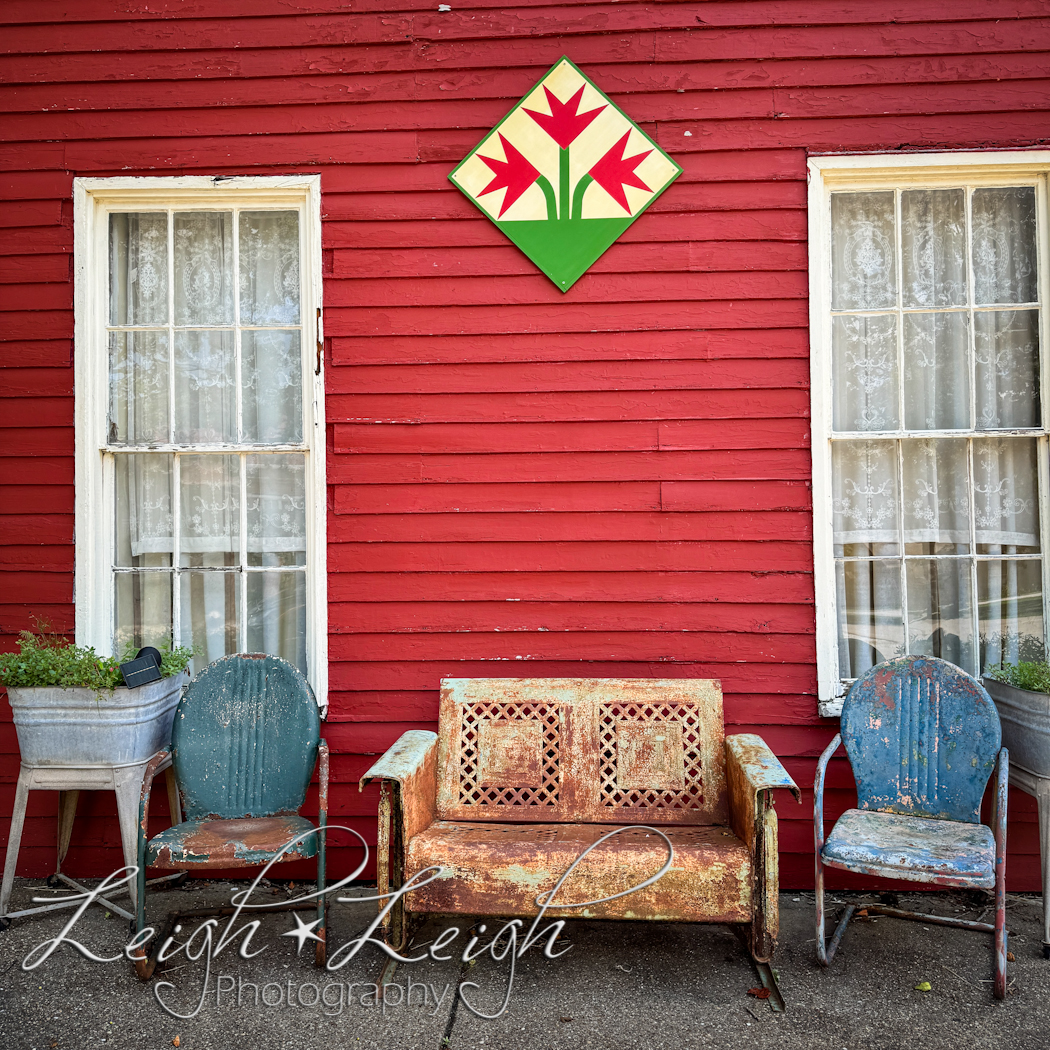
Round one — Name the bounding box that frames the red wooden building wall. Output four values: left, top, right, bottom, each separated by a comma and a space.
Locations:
2, 1, 1049, 888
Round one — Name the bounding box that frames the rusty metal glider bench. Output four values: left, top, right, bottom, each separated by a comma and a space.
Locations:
361, 678, 800, 972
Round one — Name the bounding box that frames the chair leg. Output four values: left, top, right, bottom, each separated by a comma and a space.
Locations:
315, 834, 327, 968
994, 832, 1008, 1000
815, 851, 827, 965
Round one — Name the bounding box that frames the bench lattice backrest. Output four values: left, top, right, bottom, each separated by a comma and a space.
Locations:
435, 678, 728, 825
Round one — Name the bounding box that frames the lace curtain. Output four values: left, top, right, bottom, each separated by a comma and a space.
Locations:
108, 211, 307, 672
831, 187, 1043, 681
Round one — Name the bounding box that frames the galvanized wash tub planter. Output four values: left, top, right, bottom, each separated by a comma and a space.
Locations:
6, 671, 188, 767
982, 676, 1050, 778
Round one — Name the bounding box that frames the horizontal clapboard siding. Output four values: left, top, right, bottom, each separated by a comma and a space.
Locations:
1, 1, 1048, 887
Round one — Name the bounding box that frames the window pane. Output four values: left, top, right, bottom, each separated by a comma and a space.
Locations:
903, 312, 969, 430
180, 454, 240, 565
901, 189, 966, 308
180, 571, 239, 664
836, 559, 904, 677
906, 558, 975, 674
115, 453, 173, 567
973, 437, 1040, 554
979, 558, 1045, 670
901, 438, 970, 554
831, 191, 896, 310
173, 330, 236, 443
247, 571, 306, 673
972, 187, 1037, 305
247, 454, 306, 567
832, 440, 899, 556
115, 572, 173, 655
239, 211, 300, 325
975, 310, 1040, 430
109, 213, 168, 326
832, 314, 899, 431
109, 331, 169, 444
242, 330, 302, 444
174, 212, 234, 325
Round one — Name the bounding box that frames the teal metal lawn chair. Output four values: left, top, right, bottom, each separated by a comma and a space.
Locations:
814, 655, 1009, 998
134, 654, 328, 976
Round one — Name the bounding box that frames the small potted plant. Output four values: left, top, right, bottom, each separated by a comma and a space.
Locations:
0, 622, 194, 767
982, 660, 1050, 778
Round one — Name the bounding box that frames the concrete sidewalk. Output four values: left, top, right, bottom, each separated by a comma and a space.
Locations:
0, 876, 1047, 1050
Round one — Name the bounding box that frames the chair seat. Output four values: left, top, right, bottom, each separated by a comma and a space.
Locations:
146, 814, 318, 869
821, 809, 995, 889
404, 821, 753, 922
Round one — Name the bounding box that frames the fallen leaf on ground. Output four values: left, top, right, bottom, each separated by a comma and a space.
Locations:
172, 1037, 180, 1047
1007, 952, 1015, 962
857, 908, 869, 916
747, 987, 771, 999
559, 1016, 573, 1023
914, 981, 931, 992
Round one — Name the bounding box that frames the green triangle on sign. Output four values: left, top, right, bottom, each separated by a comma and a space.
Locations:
449, 56, 682, 292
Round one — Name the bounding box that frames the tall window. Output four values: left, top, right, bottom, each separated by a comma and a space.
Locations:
74, 178, 325, 698
810, 156, 1049, 713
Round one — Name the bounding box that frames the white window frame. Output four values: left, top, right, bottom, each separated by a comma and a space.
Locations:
72, 175, 327, 709
810, 151, 1050, 717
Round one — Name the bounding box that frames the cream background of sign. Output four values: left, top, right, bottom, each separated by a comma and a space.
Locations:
450, 59, 676, 222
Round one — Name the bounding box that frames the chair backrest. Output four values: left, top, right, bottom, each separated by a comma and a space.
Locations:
435, 677, 728, 825
172, 653, 319, 820
841, 655, 1001, 823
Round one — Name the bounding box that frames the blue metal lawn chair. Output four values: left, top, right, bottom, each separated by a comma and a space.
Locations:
814, 655, 1009, 998
134, 654, 328, 977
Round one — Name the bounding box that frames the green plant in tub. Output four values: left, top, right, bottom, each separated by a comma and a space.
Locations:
984, 660, 1050, 695
0, 620, 194, 695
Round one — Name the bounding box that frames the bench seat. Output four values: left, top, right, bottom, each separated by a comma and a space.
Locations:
405, 821, 753, 923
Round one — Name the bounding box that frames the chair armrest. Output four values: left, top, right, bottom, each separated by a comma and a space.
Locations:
137, 749, 171, 857
317, 739, 329, 828
813, 733, 842, 857
135, 748, 170, 934
359, 730, 438, 949
991, 745, 1009, 865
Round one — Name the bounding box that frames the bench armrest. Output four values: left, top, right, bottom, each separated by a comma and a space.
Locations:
725, 733, 800, 962
359, 730, 438, 949
726, 734, 801, 821
359, 730, 438, 842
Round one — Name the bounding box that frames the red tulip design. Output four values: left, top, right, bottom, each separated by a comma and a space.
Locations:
587, 131, 653, 214
476, 134, 542, 217
524, 85, 606, 149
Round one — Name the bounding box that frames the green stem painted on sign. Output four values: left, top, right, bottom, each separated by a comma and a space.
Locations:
571, 174, 593, 221
559, 147, 570, 221
535, 175, 557, 222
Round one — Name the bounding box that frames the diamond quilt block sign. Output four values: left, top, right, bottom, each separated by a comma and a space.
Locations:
449, 57, 682, 292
